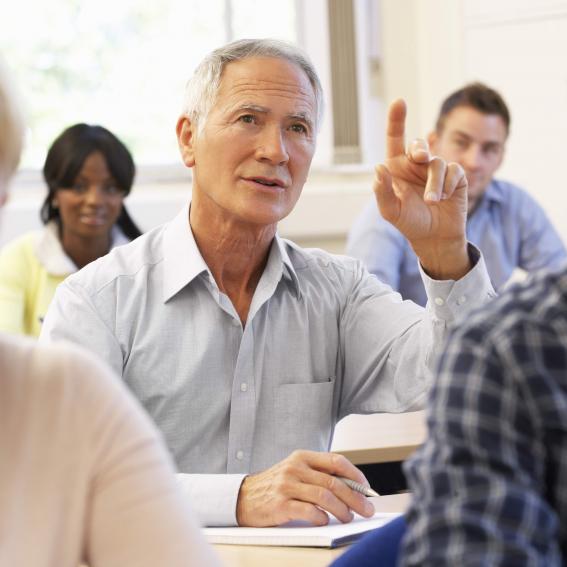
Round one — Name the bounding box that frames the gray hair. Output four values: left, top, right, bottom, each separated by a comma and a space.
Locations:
182, 38, 324, 134
0, 57, 25, 189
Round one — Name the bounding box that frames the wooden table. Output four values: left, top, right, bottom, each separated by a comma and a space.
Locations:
213, 493, 410, 567
330, 411, 426, 465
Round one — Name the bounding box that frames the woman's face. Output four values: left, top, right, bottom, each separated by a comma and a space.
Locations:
54, 151, 125, 241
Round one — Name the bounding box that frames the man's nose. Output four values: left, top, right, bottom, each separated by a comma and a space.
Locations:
256, 126, 289, 165
462, 145, 482, 170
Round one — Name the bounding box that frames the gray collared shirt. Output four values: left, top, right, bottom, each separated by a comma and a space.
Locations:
41, 205, 495, 526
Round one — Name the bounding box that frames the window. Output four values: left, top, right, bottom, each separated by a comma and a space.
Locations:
1, 0, 297, 168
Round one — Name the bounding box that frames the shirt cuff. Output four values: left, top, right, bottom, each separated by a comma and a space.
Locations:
176, 472, 247, 527
420, 243, 496, 318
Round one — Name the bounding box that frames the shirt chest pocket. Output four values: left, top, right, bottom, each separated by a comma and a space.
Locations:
274, 378, 336, 457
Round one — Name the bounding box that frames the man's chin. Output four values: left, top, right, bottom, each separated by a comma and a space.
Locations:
467, 180, 490, 202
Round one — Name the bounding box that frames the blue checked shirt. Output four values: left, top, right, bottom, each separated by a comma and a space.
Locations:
347, 179, 567, 306
401, 266, 567, 566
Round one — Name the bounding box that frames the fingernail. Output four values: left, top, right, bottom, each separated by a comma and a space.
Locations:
425, 192, 438, 201
365, 501, 375, 515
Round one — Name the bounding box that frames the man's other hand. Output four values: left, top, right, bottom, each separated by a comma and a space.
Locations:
235, 450, 375, 527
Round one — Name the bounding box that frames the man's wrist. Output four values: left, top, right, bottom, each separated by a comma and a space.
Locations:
412, 238, 471, 281
236, 475, 250, 526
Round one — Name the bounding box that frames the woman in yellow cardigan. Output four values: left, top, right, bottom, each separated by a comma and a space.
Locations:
0, 124, 142, 336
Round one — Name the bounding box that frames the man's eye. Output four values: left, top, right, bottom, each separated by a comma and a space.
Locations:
238, 114, 255, 124
290, 123, 307, 134
71, 184, 88, 193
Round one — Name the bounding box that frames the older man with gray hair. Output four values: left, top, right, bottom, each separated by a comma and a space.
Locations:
42, 38, 495, 527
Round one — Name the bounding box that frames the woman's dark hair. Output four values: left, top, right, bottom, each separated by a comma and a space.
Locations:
40, 123, 142, 240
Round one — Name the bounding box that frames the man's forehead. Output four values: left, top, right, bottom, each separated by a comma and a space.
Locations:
442, 106, 508, 141
216, 57, 316, 112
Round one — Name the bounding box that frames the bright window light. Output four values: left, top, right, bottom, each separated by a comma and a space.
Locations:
1, 0, 296, 168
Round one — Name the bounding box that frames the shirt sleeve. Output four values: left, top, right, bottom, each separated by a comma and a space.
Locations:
0, 239, 28, 335
41, 276, 248, 528
338, 244, 496, 416
176, 473, 247, 526
40, 277, 124, 376
400, 312, 562, 566
346, 201, 406, 289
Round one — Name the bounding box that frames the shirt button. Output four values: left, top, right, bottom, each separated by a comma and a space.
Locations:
434, 297, 445, 306
236, 450, 244, 460
457, 295, 467, 305
240, 382, 248, 392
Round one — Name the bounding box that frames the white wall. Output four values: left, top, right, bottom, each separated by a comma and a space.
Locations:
380, 0, 567, 243
462, 0, 567, 242
380, 0, 465, 139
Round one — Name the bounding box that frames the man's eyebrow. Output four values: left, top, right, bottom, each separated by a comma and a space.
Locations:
234, 104, 269, 114
288, 112, 314, 128
451, 130, 472, 139
451, 130, 502, 147
483, 140, 503, 148
232, 105, 314, 128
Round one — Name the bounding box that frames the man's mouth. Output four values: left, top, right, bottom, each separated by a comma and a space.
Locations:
246, 176, 285, 188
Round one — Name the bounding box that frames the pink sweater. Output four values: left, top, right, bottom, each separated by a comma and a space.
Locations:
0, 333, 220, 567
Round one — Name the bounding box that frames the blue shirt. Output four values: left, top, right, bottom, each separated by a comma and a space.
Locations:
402, 266, 567, 565
347, 179, 567, 306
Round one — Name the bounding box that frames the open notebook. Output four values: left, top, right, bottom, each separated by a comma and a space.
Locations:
204, 511, 401, 548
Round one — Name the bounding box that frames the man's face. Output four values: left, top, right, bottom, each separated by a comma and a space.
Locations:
429, 105, 507, 213
178, 56, 317, 227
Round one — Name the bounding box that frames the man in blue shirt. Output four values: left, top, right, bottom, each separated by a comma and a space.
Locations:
347, 82, 566, 306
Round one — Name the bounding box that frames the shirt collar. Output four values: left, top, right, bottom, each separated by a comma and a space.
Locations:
163, 204, 209, 302
162, 204, 302, 302
272, 233, 302, 299
479, 179, 506, 205
35, 221, 130, 276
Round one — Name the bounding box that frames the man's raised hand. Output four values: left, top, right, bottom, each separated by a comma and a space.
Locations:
375, 99, 471, 281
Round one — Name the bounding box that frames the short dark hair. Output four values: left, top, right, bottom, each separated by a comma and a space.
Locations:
435, 82, 510, 135
40, 123, 142, 240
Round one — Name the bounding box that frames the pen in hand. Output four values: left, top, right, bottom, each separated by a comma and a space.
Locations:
336, 476, 380, 497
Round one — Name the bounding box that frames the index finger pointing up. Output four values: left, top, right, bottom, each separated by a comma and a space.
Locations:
386, 98, 407, 159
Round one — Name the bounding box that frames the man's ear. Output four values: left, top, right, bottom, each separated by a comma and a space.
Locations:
427, 130, 438, 153
176, 115, 197, 168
